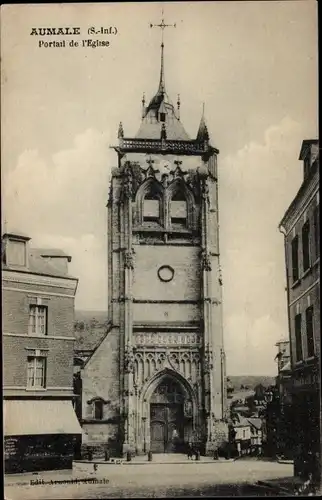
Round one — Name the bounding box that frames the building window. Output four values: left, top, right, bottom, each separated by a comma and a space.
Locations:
302, 220, 311, 272
29, 305, 47, 335
303, 153, 311, 179
295, 313, 303, 361
305, 306, 315, 358
291, 235, 299, 282
159, 112, 166, 122
27, 356, 46, 388
93, 400, 103, 420
143, 192, 160, 224
243, 430, 246, 439
313, 206, 320, 259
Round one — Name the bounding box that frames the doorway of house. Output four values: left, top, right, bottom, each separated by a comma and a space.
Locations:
150, 377, 184, 453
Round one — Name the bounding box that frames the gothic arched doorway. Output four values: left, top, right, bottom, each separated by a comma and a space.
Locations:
150, 377, 185, 453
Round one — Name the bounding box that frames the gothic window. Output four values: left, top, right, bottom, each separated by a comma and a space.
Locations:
86, 397, 108, 420
170, 189, 187, 228
150, 378, 184, 404
143, 191, 161, 224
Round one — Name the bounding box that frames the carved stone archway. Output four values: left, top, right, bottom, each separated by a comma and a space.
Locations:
137, 368, 198, 453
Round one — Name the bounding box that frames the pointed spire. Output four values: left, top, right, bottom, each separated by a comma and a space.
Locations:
177, 94, 181, 119
150, 10, 176, 96
159, 41, 165, 94
196, 102, 209, 142
137, 13, 190, 141
142, 93, 146, 119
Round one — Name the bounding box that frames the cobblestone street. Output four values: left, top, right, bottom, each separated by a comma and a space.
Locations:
5, 459, 293, 499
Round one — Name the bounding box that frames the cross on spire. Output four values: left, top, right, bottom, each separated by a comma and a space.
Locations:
150, 8, 176, 44
150, 9, 176, 93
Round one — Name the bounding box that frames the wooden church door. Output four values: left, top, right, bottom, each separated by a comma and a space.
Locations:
150, 378, 184, 453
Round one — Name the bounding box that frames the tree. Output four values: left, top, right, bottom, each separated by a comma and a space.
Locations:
245, 395, 256, 416
74, 320, 85, 332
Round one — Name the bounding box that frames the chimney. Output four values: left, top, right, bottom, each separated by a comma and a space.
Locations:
2, 231, 30, 268
39, 250, 72, 274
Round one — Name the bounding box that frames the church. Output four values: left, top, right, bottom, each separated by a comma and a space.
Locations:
80, 18, 228, 457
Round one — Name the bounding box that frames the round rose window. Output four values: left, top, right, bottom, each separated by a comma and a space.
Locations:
158, 265, 174, 282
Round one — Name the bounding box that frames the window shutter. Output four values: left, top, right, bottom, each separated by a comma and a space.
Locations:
24, 297, 32, 314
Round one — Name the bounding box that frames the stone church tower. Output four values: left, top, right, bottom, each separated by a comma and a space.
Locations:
82, 25, 228, 456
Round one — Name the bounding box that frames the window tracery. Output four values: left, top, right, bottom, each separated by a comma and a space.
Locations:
133, 350, 201, 391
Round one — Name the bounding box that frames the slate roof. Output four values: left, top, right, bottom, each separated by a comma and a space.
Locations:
135, 40, 190, 142
280, 361, 291, 373
74, 327, 108, 351
34, 248, 72, 261
233, 414, 250, 428
247, 418, 262, 431
3, 248, 76, 279
136, 115, 190, 141
74, 310, 110, 352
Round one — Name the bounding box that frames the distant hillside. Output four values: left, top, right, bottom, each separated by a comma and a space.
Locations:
227, 375, 276, 391
75, 310, 108, 324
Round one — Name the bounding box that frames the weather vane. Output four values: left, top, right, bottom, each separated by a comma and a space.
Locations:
150, 9, 176, 45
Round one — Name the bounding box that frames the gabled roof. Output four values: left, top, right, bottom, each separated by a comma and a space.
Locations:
3, 247, 76, 279
233, 413, 250, 428
247, 417, 262, 430
74, 327, 108, 351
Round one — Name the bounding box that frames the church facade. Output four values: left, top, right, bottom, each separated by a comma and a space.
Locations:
81, 31, 228, 456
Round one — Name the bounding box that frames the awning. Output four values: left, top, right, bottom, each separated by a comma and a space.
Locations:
4, 400, 83, 436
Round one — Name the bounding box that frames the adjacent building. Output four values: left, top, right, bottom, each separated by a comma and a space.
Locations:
275, 340, 293, 458
247, 417, 264, 455
81, 22, 228, 457
231, 414, 251, 456
2, 231, 82, 473
279, 139, 320, 481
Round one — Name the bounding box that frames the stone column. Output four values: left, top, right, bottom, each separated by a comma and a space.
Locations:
122, 168, 135, 455
200, 175, 216, 453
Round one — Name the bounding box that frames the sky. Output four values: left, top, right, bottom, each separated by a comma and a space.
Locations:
1, 1, 318, 376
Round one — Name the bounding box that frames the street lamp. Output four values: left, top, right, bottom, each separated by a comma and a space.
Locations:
264, 388, 278, 458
